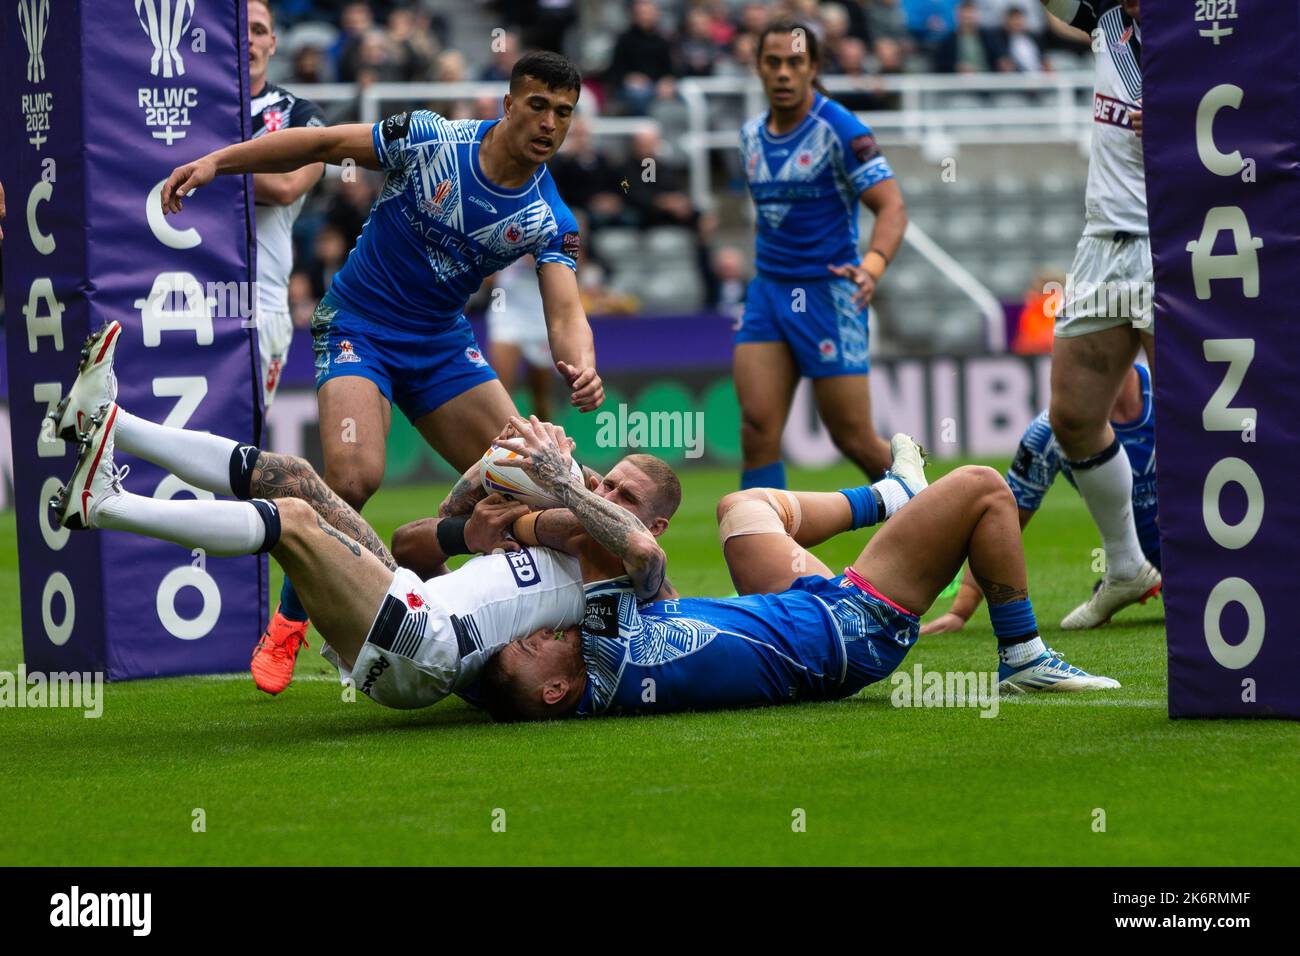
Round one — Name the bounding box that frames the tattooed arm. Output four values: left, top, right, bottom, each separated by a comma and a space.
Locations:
251, 452, 397, 570
496, 417, 666, 601
438, 460, 487, 518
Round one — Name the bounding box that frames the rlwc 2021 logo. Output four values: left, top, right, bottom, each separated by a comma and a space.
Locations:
135, 0, 199, 145
135, 0, 194, 78
18, 0, 53, 149
18, 0, 48, 82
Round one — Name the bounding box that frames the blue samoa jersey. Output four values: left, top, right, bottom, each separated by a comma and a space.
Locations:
1007, 364, 1160, 568
740, 93, 895, 279
575, 574, 919, 717
326, 110, 580, 328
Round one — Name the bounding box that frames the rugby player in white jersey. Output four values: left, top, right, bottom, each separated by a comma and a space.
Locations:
1039, 0, 1160, 628
245, 0, 325, 410
45, 326, 654, 710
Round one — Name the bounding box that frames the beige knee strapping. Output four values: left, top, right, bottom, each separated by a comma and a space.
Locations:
719, 490, 802, 546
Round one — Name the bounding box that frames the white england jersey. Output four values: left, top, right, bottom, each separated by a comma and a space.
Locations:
425, 546, 584, 691
1045, 0, 1146, 236
250, 83, 324, 314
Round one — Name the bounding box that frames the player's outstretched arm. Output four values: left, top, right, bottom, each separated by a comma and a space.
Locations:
538, 263, 605, 411
496, 416, 665, 600
160, 124, 380, 214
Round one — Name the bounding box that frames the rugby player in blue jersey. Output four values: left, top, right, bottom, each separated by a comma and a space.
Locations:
478, 417, 1119, 721
924, 363, 1159, 634
161, 52, 604, 694
734, 18, 908, 490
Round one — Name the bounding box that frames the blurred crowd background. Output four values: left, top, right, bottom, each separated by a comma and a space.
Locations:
0, 1, 1096, 356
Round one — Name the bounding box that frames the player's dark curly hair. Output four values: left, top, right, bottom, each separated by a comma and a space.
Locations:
510, 51, 583, 97
756, 17, 830, 96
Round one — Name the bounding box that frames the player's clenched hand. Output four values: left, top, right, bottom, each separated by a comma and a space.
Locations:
1131, 107, 1142, 139
557, 360, 605, 412
160, 157, 217, 214
920, 612, 968, 636
465, 493, 531, 554
828, 261, 877, 308
493, 415, 577, 492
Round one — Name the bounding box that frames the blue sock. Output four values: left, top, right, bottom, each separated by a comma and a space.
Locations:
988, 597, 1038, 647
741, 460, 786, 490
279, 577, 309, 622
839, 486, 881, 530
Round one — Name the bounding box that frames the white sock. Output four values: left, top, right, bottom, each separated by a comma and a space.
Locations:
874, 477, 911, 518
999, 636, 1046, 667
95, 490, 272, 555
1068, 441, 1144, 580
114, 409, 240, 496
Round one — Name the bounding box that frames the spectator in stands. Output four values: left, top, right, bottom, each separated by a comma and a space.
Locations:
352, 29, 403, 85
608, 0, 677, 115
819, 4, 854, 55
977, 0, 1048, 38
332, 1, 374, 82
1003, 6, 1049, 73
323, 172, 380, 247
1012, 268, 1063, 354
386, 7, 438, 81
738, 1, 771, 38
621, 127, 715, 292
935, 0, 1011, 74
716, 31, 759, 79
865, 0, 917, 55
700, 0, 737, 47
548, 116, 627, 227
621, 128, 695, 230
710, 245, 749, 315
905, 0, 958, 46
478, 29, 521, 83
679, 8, 724, 77
308, 223, 348, 298
290, 44, 329, 84
827, 37, 884, 110
289, 270, 317, 330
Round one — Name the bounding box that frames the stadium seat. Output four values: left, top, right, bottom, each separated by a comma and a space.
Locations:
592, 227, 642, 263
644, 226, 696, 262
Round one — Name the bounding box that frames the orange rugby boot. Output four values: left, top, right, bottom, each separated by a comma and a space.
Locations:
250, 608, 310, 695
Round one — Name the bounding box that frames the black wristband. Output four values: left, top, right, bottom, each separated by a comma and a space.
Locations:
435, 515, 471, 556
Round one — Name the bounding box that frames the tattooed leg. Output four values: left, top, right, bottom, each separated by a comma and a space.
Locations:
850, 465, 1026, 616
251, 452, 397, 570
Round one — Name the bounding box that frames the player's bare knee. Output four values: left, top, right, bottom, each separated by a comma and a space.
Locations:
716, 489, 764, 525
323, 468, 381, 510
1048, 400, 1102, 451
275, 497, 316, 542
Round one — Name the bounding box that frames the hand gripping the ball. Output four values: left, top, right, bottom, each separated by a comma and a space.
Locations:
491, 415, 580, 499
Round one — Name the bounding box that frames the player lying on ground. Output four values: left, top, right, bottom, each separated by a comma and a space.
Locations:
475, 420, 1120, 721
44, 328, 646, 710
924, 362, 1160, 635
162, 50, 604, 693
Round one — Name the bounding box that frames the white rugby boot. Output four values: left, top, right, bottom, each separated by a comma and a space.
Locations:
51, 403, 126, 531
1060, 560, 1162, 630
49, 321, 121, 442
885, 433, 929, 497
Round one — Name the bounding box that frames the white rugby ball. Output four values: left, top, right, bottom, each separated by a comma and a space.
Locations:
479, 445, 583, 509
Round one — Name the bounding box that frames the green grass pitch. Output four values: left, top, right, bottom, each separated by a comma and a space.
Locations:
1, 459, 1296, 866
